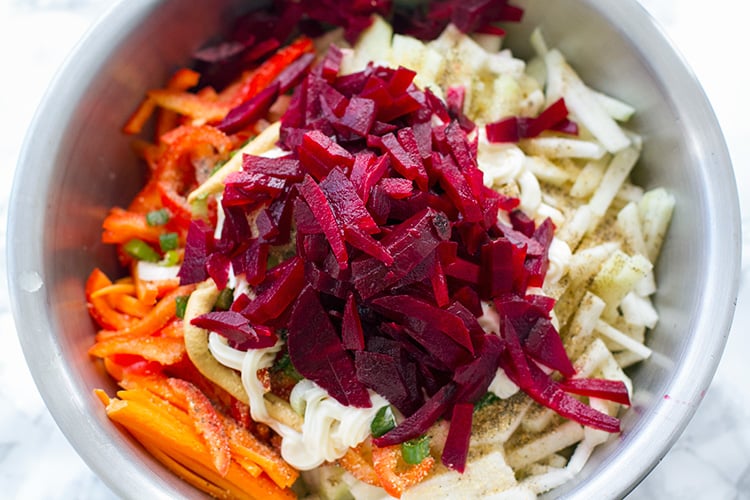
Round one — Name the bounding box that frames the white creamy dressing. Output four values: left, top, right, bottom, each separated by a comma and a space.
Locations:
209, 333, 388, 470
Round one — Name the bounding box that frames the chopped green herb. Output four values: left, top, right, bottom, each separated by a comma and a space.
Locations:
145, 208, 170, 227
160, 249, 181, 267
175, 296, 189, 319
159, 232, 179, 252
370, 405, 396, 438
214, 287, 234, 311
123, 238, 160, 262
401, 435, 430, 465
271, 351, 303, 382
474, 392, 501, 412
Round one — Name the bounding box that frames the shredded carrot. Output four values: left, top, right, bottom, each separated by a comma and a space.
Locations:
90, 37, 333, 500
90, 283, 137, 299
222, 416, 299, 489
102, 207, 165, 245
89, 335, 186, 365
156, 68, 202, 139
109, 293, 151, 318
138, 436, 232, 499
131, 261, 180, 306
148, 90, 230, 123
96, 285, 195, 341
123, 97, 157, 135
93, 388, 111, 406
103, 392, 295, 500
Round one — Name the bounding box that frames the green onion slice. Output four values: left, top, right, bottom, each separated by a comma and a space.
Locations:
214, 287, 234, 311
123, 238, 160, 262
159, 232, 179, 252
145, 208, 170, 227
161, 249, 181, 267
175, 296, 189, 319
401, 435, 430, 465
371, 405, 396, 438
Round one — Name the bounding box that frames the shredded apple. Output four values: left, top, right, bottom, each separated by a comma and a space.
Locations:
87, 1, 674, 498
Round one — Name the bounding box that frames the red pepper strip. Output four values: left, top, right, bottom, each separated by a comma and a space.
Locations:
128, 125, 232, 225
228, 36, 314, 108
103, 353, 163, 382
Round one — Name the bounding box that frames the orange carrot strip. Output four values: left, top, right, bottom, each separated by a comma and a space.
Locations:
232, 455, 264, 478
131, 269, 181, 307
117, 388, 193, 427
156, 68, 202, 140
96, 285, 195, 340
90, 283, 137, 299
372, 444, 435, 498
123, 97, 157, 135
222, 416, 299, 489
168, 378, 232, 477
119, 373, 179, 403
110, 293, 151, 318
153, 440, 280, 500
86, 268, 135, 330
138, 435, 231, 500
102, 207, 165, 245
93, 388, 111, 406
107, 399, 292, 500
89, 335, 186, 365
147, 90, 230, 123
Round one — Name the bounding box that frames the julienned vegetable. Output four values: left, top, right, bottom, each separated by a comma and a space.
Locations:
86, 1, 675, 498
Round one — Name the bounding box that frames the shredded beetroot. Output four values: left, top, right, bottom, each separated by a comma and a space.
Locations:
559, 378, 631, 406
191, 311, 278, 350
178, 5, 626, 470
442, 403, 474, 472
485, 98, 577, 143
288, 286, 372, 407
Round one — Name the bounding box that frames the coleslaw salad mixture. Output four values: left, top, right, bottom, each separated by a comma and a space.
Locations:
86, 2, 674, 498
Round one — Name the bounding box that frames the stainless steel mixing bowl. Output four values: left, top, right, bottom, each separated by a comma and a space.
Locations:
7, 0, 741, 498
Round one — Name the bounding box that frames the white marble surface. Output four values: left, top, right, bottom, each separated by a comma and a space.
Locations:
1, 0, 749, 498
